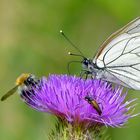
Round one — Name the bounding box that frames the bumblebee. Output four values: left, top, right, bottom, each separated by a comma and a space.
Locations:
1, 73, 39, 101
85, 95, 102, 116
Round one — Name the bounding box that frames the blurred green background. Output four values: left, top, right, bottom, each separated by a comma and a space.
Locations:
1, 0, 140, 139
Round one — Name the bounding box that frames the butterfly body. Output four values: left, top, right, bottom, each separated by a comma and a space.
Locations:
82, 58, 129, 87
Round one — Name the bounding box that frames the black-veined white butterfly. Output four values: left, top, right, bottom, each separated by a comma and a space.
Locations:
60, 17, 140, 90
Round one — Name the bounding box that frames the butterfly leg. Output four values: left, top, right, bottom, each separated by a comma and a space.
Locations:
79, 70, 87, 79
85, 71, 92, 80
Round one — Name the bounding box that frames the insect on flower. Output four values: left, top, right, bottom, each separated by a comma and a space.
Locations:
85, 95, 102, 116
60, 17, 140, 90
1, 73, 40, 101
17, 75, 138, 127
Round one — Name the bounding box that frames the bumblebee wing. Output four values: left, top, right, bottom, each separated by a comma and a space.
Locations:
1, 85, 19, 101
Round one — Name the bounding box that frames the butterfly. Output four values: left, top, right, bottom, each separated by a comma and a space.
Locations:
61, 17, 140, 90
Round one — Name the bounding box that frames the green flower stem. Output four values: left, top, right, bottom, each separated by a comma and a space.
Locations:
49, 119, 107, 140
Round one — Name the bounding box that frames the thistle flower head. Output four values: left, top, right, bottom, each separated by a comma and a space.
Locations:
20, 74, 137, 128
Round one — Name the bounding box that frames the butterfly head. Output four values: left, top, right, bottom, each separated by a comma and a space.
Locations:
82, 58, 100, 76
82, 58, 92, 70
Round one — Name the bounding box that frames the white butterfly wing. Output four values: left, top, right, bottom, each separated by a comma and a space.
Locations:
94, 17, 140, 90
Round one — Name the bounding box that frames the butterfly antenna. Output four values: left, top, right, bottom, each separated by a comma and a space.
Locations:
68, 52, 85, 58
60, 30, 85, 57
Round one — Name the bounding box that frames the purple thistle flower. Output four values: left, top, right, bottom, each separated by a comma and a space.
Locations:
20, 74, 137, 128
